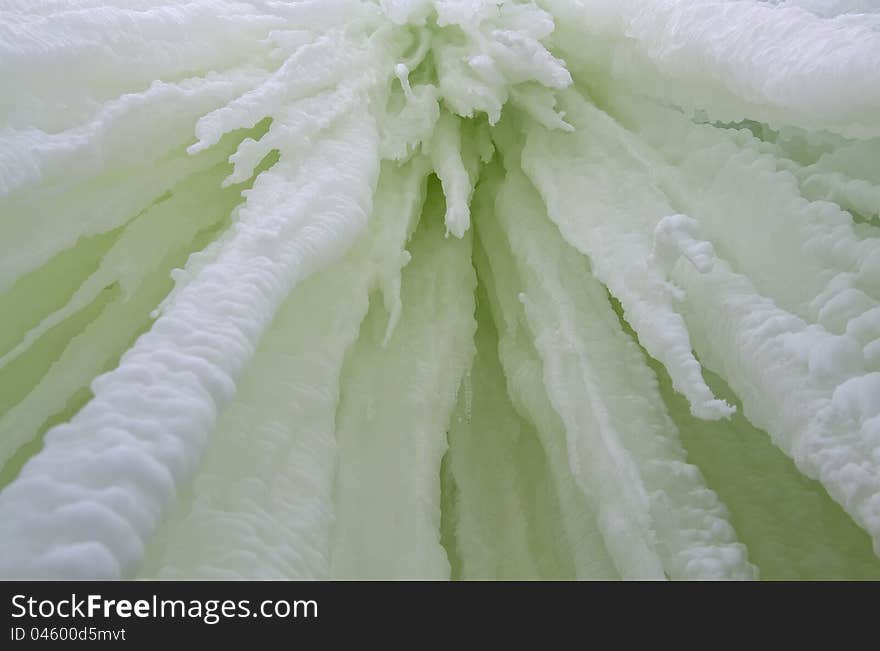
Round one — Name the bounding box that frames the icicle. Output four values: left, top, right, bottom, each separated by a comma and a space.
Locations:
330, 179, 477, 579
1, 0, 879, 581
0, 111, 381, 578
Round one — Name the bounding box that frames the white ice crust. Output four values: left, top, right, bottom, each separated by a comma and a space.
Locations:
0, 0, 879, 579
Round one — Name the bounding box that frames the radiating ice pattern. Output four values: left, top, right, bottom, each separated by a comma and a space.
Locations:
1, 0, 880, 580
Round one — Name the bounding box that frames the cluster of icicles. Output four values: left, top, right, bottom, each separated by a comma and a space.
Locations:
1, 0, 880, 580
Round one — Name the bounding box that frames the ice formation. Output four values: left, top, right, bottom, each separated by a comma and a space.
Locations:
1, 0, 879, 580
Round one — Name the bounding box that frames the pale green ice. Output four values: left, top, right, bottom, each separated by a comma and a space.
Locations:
1, 0, 880, 579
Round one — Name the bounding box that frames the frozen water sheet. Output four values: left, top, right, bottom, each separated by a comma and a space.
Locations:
0, 0, 879, 579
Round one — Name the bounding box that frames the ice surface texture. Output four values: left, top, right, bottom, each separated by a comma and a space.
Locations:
1, 0, 879, 579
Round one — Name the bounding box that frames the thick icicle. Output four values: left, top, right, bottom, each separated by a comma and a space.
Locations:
330, 179, 476, 580
480, 148, 754, 579
0, 111, 380, 579
140, 160, 430, 579
473, 177, 620, 580
443, 282, 579, 579
518, 92, 733, 420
